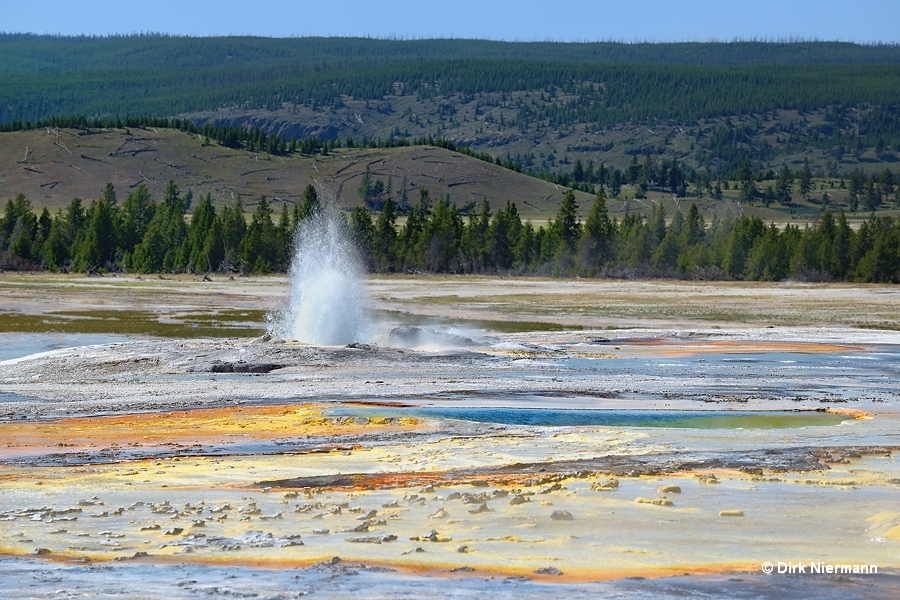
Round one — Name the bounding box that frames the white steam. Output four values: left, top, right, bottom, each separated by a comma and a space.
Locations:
271, 208, 369, 345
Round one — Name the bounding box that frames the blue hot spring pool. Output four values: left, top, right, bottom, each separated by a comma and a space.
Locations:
329, 407, 849, 429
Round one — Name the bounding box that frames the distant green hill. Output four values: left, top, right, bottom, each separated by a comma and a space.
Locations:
2, 36, 900, 182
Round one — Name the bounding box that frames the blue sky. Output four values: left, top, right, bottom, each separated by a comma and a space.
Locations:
3, 0, 898, 43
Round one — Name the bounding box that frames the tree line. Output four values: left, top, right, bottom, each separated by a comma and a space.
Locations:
5, 35, 899, 73
3, 37, 900, 143
2, 183, 898, 283
1, 182, 302, 275
5, 58, 898, 131
347, 190, 899, 283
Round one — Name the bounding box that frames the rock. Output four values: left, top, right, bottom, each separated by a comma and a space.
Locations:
550, 510, 573, 521
535, 567, 563, 576
462, 493, 489, 504
468, 503, 491, 514
388, 326, 474, 348
388, 326, 424, 346
346, 342, 375, 350
164, 527, 184, 535
346, 535, 397, 544
695, 473, 719, 484
247, 362, 284, 373
278, 534, 305, 547
410, 529, 450, 543
428, 508, 449, 519
657, 485, 681, 494
210, 361, 283, 374
32, 548, 52, 555
635, 497, 674, 507
457, 545, 470, 553
719, 510, 745, 517
590, 478, 619, 491
539, 483, 563, 494
509, 495, 529, 506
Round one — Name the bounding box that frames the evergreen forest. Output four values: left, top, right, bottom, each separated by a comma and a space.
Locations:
2, 36, 900, 181
2, 180, 898, 283
1, 36, 900, 281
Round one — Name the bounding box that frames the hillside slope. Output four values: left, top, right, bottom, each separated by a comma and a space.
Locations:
0, 127, 594, 217
3, 36, 900, 183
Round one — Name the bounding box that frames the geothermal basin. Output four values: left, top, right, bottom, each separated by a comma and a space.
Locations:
1, 272, 899, 599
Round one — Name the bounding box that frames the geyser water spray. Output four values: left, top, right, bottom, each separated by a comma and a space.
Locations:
271, 205, 369, 345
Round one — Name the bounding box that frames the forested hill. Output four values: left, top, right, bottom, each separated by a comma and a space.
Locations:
2, 37, 899, 281
2, 36, 900, 183
4, 36, 900, 72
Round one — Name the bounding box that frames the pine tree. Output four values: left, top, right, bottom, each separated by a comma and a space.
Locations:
400, 188, 432, 271
221, 198, 247, 272
487, 201, 518, 270
2, 194, 38, 262
463, 199, 492, 271
41, 209, 71, 270
130, 181, 188, 273
799, 159, 813, 199
358, 166, 374, 203
551, 190, 581, 256
427, 196, 464, 272
573, 159, 585, 183
577, 191, 614, 272
276, 203, 293, 271
881, 169, 896, 205
776, 165, 793, 205
514, 221, 537, 270
299, 184, 321, 220
73, 192, 116, 272
120, 185, 155, 254
241, 196, 277, 273
348, 206, 375, 270
374, 198, 398, 272
184, 194, 217, 273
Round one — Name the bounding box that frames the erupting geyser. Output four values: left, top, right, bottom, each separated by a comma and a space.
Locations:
271, 205, 369, 345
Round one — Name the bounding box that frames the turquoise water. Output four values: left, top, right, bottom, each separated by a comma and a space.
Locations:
329, 407, 848, 429
0, 332, 139, 362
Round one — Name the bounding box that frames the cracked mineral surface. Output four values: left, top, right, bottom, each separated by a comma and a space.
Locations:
1, 274, 899, 598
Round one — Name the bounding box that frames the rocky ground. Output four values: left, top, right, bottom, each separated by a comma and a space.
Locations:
1, 274, 900, 598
